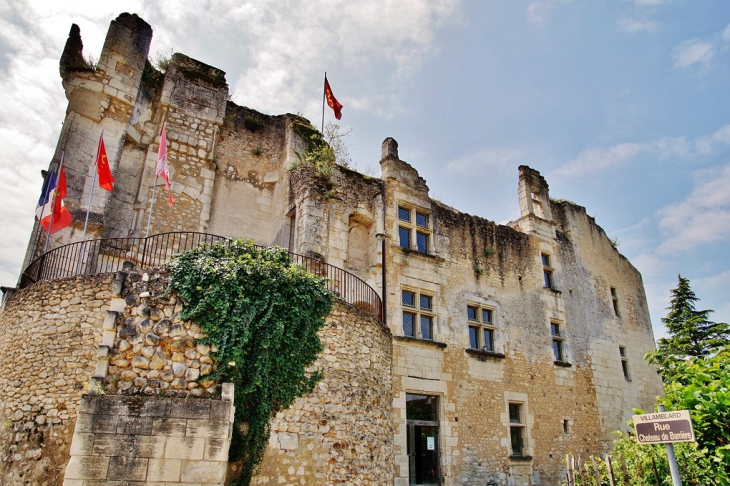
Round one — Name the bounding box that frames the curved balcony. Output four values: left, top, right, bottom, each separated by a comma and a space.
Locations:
19, 232, 383, 322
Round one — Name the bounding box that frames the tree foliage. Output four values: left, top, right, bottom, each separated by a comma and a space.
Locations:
167, 240, 333, 486
649, 275, 730, 376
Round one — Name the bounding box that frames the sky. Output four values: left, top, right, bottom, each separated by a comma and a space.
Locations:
0, 0, 728, 339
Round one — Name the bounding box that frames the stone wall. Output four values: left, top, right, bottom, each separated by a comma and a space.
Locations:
64, 391, 234, 485
99, 267, 218, 397
0, 274, 112, 484
253, 301, 394, 486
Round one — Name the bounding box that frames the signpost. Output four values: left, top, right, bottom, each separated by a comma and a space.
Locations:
633, 407, 695, 486
632, 409, 695, 445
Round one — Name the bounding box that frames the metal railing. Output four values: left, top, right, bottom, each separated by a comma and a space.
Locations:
19, 232, 383, 321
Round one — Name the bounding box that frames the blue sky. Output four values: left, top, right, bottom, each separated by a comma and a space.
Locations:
0, 0, 728, 339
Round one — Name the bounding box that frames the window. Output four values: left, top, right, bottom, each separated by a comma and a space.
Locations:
619, 346, 631, 381
402, 289, 434, 340
509, 403, 525, 457
542, 253, 554, 289
551, 322, 565, 362
611, 287, 620, 317
397, 205, 431, 253
467, 305, 495, 352
563, 420, 570, 434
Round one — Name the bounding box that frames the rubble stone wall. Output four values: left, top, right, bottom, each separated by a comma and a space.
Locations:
0, 274, 112, 484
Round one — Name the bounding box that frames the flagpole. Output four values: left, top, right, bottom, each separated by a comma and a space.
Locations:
43, 152, 66, 252
82, 131, 103, 243
145, 174, 158, 238
322, 72, 326, 133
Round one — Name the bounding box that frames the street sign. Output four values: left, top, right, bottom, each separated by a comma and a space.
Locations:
633, 410, 695, 444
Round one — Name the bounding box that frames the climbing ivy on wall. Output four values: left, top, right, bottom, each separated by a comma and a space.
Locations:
166, 240, 333, 486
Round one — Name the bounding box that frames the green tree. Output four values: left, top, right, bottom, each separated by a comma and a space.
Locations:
648, 275, 729, 377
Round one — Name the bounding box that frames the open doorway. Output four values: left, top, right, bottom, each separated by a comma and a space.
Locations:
406, 393, 440, 485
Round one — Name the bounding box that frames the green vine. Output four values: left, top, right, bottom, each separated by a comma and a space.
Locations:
166, 240, 333, 486
290, 121, 335, 178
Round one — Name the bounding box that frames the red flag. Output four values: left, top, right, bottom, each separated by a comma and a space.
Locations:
156, 123, 174, 206
38, 167, 72, 234
95, 134, 114, 191
324, 76, 343, 120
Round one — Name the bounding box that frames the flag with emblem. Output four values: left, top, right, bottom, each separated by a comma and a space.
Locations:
95, 134, 114, 191
324, 75, 343, 120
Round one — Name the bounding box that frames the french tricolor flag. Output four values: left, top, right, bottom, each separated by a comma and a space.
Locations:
35, 166, 72, 234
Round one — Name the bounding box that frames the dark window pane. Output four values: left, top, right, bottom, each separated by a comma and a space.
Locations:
551, 323, 560, 336
483, 329, 494, 352
469, 327, 478, 349
553, 339, 563, 361
420, 316, 432, 340
416, 212, 428, 228
622, 360, 630, 380
403, 312, 415, 337
398, 206, 411, 222
610, 287, 617, 297
619, 346, 626, 357
510, 427, 523, 456
416, 231, 428, 253
509, 404, 521, 423
482, 309, 492, 324
420, 295, 432, 310
399, 226, 411, 249
406, 393, 438, 421
544, 270, 553, 289
541, 254, 550, 266
402, 291, 415, 307
613, 299, 620, 316
467, 306, 477, 321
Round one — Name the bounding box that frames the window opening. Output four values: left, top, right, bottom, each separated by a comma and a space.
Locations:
402, 289, 435, 340
551, 322, 565, 362
542, 253, 554, 289
620, 346, 631, 381
563, 420, 570, 434
509, 403, 525, 457
397, 205, 431, 254
611, 287, 620, 317
467, 305, 496, 352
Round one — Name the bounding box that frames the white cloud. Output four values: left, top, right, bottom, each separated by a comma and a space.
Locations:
555, 124, 730, 178
445, 147, 523, 175
673, 38, 714, 69
618, 17, 660, 33
525, 0, 570, 25
656, 164, 730, 255
0, 0, 462, 285
554, 142, 649, 177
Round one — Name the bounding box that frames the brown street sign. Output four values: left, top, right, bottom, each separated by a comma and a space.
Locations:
633, 410, 696, 444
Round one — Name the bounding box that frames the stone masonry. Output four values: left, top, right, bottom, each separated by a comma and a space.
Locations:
64, 390, 234, 485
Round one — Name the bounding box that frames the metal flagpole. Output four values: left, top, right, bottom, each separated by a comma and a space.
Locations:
658, 405, 683, 486
145, 174, 159, 238
322, 72, 326, 133
81, 131, 102, 243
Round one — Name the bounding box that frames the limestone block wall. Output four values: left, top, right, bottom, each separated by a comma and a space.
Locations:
64, 392, 233, 485
0, 274, 112, 485
253, 301, 394, 486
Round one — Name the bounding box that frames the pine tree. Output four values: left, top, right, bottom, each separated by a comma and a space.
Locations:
649, 275, 730, 376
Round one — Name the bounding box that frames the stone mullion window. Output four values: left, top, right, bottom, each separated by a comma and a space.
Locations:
402, 289, 434, 340
509, 403, 525, 457
619, 346, 631, 381
541, 253, 554, 289
397, 204, 431, 254
467, 305, 496, 352
551, 321, 566, 363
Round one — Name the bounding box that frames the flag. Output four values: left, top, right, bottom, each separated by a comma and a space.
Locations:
95, 134, 114, 191
35, 167, 72, 234
324, 76, 343, 120
156, 123, 174, 206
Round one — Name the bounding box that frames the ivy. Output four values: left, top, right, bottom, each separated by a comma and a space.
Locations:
166, 240, 333, 486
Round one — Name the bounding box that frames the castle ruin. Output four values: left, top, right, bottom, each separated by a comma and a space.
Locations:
0, 13, 663, 486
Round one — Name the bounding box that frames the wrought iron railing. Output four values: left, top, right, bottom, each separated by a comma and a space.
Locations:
19, 232, 383, 321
